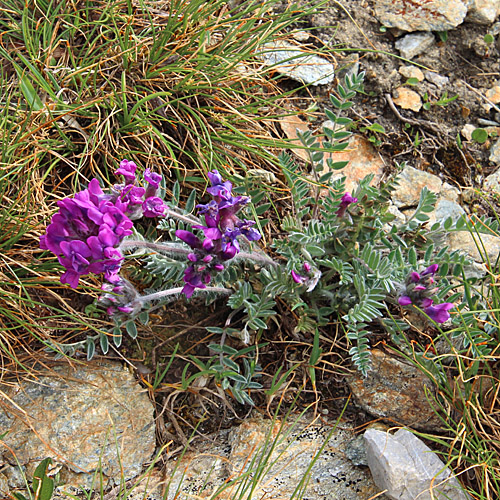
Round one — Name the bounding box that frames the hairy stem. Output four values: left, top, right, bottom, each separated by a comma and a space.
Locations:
121, 240, 279, 266
137, 286, 232, 303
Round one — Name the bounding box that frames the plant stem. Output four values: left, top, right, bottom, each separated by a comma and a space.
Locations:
166, 208, 201, 225
121, 240, 279, 266
120, 239, 190, 255
137, 286, 232, 304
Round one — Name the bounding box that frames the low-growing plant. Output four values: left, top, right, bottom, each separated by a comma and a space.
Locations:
39, 69, 483, 382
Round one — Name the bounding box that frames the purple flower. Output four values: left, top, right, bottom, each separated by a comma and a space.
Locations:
291, 269, 307, 284
422, 264, 439, 276
40, 176, 133, 288
424, 302, 454, 323
398, 264, 453, 323
398, 295, 412, 306
336, 192, 358, 218
174, 170, 261, 297
115, 159, 137, 183
176, 230, 202, 249
144, 168, 162, 188
207, 170, 233, 199
142, 196, 167, 218
99, 276, 141, 317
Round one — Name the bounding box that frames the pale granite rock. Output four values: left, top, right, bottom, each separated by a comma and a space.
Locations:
142, 416, 389, 500
395, 33, 436, 60
259, 41, 335, 85
465, 0, 500, 24
374, 0, 467, 32
365, 428, 471, 500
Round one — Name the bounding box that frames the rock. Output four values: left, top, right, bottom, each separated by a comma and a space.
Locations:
392, 87, 422, 111
486, 84, 500, 103
259, 41, 335, 85
154, 417, 389, 500
374, 1, 467, 31
395, 32, 436, 60
398, 65, 425, 81
328, 134, 386, 193
392, 165, 443, 208
424, 71, 449, 87
484, 168, 500, 191
347, 350, 443, 432
466, 0, 500, 24
489, 138, 500, 163
0, 362, 155, 489
432, 199, 466, 225
448, 230, 500, 262
365, 428, 471, 500
461, 123, 476, 141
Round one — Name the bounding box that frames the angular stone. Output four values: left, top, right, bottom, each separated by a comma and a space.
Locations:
392, 165, 443, 208
489, 138, 500, 164
328, 134, 386, 193
395, 33, 436, 60
448, 230, 500, 262
392, 87, 422, 111
259, 41, 335, 85
486, 84, 500, 103
398, 65, 425, 81
347, 350, 442, 431
424, 71, 449, 87
465, 0, 500, 24
484, 169, 500, 191
374, 0, 467, 31
365, 428, 471, 500
0, 362, 155, 489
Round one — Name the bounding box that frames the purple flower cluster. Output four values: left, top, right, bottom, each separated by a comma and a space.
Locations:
175, 170, 261, 297
40, 160, 166, 288
398, 264, 454, 323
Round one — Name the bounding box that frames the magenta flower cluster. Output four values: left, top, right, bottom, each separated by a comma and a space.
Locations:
40, 160, 166, 289
398, 264, 454, 323
175, 170, 261, 297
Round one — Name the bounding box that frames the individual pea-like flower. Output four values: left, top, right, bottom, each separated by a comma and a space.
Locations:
336, 192, 358, 218
398, 264, 454, 323
291, 262, 321, 292
115, 159, 137, 184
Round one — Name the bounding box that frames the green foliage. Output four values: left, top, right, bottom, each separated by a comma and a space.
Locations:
183, 339, 264, 405
13, 458, 55, 500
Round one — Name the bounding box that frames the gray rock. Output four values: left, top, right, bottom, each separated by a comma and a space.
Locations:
448, 230, 500, 262
0, 361, 155, 489
484, 169, 500, 191
395, 33, 436, 60
258, 41, 335, 85
424, 71, 450, 87
365, 428, 471, 500
432, 199, 466, 225
465, 0, 500, 24
489, 138, 500, 164
392, 165, 443, 208
347, 350, 443, 432
374, 0, 467, 32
